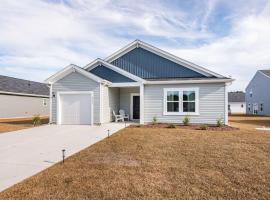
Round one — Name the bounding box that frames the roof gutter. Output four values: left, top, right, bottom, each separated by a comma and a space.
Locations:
0, 91, 49, 98
144, 78, 235, 85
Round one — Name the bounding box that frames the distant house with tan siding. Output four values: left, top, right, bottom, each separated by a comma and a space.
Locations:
0, 75, 49, 119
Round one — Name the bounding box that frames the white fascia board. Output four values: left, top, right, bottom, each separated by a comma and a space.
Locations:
104, 40, 226, 78
259, 70, 270, 79
109, 82, 141, 87
84, 58, 145, 83
83, 58, 101, 70
145, 78, 234, 85
45, 64, 109, 84
103, 40, 139, 63
45, 64, 74, 83
0, 91, 49, 98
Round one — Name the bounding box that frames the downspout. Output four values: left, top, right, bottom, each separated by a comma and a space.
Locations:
140, 84, 144, 124
49, 83, 53, 124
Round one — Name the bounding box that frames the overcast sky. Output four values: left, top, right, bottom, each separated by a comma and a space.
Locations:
0, 0, 270, 91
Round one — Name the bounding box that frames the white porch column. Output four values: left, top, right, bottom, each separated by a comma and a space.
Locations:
224, 83, 228, 125
140, 84, 144, 124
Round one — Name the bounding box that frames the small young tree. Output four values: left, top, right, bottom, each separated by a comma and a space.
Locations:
32, 114, 41, 126
182, 115, 190, 126
152, 116, 158, 124
216, 118, 223, 127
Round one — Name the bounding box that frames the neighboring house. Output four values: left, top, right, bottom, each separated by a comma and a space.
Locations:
0, 75, 49, 119
228, 91, 246, 114
246, 70, 270, 115
46, 40, 233, 125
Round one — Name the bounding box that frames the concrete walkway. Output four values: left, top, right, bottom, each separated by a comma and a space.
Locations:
0, 123, 127, 192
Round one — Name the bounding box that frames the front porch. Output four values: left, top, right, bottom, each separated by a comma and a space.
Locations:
106, 84, 144, 124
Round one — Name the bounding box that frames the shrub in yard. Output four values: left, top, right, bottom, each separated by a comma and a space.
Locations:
200, 124, 208, 130
167, 124, 176, 128
216, 118, 223, 127
182, 115, 190, 126
32, 114, 41, 126
152, 116, 158, 124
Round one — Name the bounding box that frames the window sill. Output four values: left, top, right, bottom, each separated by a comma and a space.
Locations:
163, 112, 200, 116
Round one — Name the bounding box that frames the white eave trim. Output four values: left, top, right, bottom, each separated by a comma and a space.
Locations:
259, 70, 270, 79
45, 64, 110, 85
0, 91, 49, 98
84, 59, 145, 83
109, 82, 142, 87
104, 40, 226, 78
145, 78, 234, 85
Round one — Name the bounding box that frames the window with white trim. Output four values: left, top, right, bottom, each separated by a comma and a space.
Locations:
183, 91, 196, 112
43, 98, 47, 107
166, 91, 180, 112
164, 88, 199, 115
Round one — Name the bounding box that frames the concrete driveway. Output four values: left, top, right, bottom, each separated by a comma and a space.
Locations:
0, 123, 127, 192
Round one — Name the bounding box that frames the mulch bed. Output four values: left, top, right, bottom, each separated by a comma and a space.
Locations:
129, 123, 239, 131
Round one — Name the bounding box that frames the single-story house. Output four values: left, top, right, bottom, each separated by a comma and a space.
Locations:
246, 70, 270, 115
0, 75, 49, 119
46, 40, 234, 125
228, 91, 246, 114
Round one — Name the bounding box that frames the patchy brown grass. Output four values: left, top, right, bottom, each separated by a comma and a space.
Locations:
229, 115, 270, 130
0, 123, 33, 133
0, 117, 49, 134
0, 116, 270, 199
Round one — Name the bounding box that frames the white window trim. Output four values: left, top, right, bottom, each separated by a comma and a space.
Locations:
163, 88, 199, 116
42, 98, 48, 107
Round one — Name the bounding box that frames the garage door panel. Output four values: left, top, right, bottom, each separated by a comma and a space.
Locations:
59, 93, 92, 125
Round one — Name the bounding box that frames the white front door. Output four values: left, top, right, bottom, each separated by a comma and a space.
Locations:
58, 92, 93, 125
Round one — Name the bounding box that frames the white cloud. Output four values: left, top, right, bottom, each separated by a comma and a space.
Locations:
0, 0, 269, 92
165, 1, 270, 91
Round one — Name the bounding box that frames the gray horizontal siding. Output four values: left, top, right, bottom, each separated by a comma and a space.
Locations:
111, 47, 207, 79
246, 71, 270, 115
144, 83, 225, 124
51, 72, 100, 124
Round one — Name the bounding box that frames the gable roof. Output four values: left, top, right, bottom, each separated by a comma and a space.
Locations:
228, 92, 245, 102
246, 69, 270, 91
102, 40, 227, 79
259, 70, 270, 78
90, 65, 136, 83
48, 40, 233, 85
110, 47, 210, 80
0, 75, 49, 97
45, 64, 109, 84
85, 59, 145, 83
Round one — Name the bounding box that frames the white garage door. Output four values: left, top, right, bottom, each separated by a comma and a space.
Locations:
58, 92, 93, 125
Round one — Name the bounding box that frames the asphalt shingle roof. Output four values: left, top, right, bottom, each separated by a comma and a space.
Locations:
0, 75, 49, 96
228, 91, 245, 102
259, 70, 270, 78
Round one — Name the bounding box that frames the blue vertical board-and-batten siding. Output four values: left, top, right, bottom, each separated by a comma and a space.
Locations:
111, 47, 208, 79
90, 65, 135, 83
